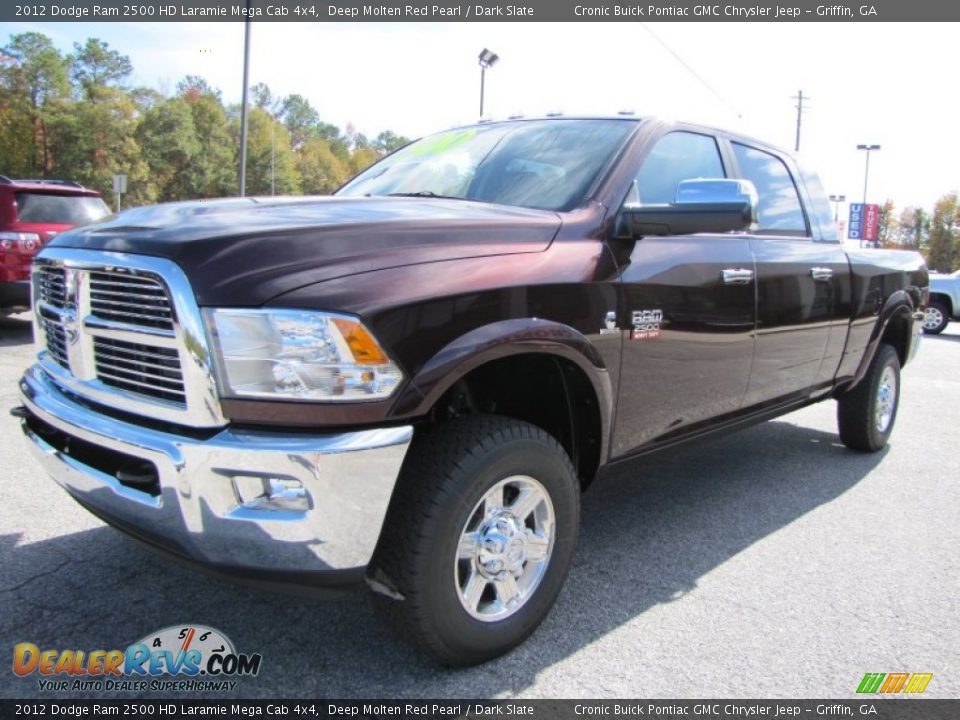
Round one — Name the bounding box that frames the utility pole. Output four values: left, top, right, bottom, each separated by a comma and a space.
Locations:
829, 194, 846, 223
792, 90, 808, 152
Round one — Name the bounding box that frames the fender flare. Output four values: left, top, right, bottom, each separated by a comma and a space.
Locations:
848, 290, 916, 389
389, 318, 614, 464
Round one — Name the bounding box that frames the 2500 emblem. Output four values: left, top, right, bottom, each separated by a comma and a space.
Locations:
631, 309, 663, 340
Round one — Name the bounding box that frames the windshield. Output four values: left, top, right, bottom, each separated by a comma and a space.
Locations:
15, 192, 111, 226
337, 119, 637, 211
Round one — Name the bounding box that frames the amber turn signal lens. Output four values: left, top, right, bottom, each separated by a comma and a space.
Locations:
332, 318, 389, 364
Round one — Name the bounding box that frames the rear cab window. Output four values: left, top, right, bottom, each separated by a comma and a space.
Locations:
795, 165, 840, 243
730, 142, 809, 237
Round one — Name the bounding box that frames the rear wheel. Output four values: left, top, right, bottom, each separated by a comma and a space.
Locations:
922, 300, 949, 335
837, 343, 901, 452
368, 414, 579, 665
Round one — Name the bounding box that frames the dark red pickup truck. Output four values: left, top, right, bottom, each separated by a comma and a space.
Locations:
15, 117, 927, 665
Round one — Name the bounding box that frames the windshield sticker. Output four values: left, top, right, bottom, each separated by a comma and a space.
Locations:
408, 129, 478, 157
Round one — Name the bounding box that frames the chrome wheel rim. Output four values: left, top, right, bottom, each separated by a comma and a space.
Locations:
923, 307, 944, 330
875, 366, 897, 433
454, 475, 555, 622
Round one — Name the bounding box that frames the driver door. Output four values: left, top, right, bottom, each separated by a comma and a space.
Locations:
609, 130, 757, 458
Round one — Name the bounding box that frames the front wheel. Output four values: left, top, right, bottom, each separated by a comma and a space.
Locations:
368, 415, 580, 665
837, 343, 901, 452
922, 300, 950, 335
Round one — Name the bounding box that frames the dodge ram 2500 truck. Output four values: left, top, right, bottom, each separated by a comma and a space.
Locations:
15, 117, 928, 665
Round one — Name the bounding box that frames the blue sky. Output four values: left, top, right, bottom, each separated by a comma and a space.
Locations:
2, 20, 957, 216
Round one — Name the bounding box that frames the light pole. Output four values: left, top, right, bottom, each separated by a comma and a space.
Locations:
856, 144, 880, 206
828, 194, 846, 223
238, 5, 252, 197
478, 48, 499, 117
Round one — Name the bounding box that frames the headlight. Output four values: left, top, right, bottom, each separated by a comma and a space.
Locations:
205, 309, 403, 402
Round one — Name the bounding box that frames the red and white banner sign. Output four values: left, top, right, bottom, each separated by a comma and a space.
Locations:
863, 203, 880, 242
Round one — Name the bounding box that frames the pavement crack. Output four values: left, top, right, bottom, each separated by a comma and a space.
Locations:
0, 558, 71, 594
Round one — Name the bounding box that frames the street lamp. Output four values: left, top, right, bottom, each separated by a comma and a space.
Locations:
828, 194, 846, 223
478, 48, 499, 117
856, 144, 881, 206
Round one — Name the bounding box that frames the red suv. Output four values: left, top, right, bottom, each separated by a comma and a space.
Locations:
0, 176, 111, 314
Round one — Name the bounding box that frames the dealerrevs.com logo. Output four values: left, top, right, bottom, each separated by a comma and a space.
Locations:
13, 625, 263, 692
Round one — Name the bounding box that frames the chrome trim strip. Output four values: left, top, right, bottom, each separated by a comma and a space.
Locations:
32, 248, 226, 428
20, 364, 414, 572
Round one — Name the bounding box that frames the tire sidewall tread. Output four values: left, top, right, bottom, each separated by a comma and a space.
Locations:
837, 343, 901, 452
370, 414, 580, 666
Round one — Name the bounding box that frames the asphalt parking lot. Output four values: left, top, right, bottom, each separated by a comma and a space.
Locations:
1, 311, 957, 699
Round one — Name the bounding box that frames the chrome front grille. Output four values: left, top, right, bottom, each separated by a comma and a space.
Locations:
93, 337, 186, 404
39, 316, 69, 367
31, 249, 226, 428
37, 265, 67, 309
37, 266, 69, 368
89, 270, 175, 331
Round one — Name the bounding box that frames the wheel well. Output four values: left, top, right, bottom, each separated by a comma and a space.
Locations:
928, 292, 953, 315
881, 309, 912, 367
429, 354, 603, 488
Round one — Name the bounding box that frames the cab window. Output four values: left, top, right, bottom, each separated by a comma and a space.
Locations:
731, 143, 808, 236
633, 132, 726, 205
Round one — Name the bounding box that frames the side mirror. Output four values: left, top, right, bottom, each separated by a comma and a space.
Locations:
620, 178, 758, 237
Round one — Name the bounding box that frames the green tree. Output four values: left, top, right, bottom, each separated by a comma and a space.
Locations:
315, 121, 350, 161
231, 107, 299, 196
299, 137, 349, 194
50, 86, 152, 207
70, 38, 132, 101
348, 145, 379, 176
894, 207, 927, 249
279, 93, 318, 149
136, 97, 199, 201
177, 75, 221, 101
373, 130, 410, 155
877, 199, 895, 247
0, 32, 71, 174
926, 193, 959, 272
250, 82, 276, 111
176, 78, 235, 198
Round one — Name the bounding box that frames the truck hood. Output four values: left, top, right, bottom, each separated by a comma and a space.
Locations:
46, 196, 562, 306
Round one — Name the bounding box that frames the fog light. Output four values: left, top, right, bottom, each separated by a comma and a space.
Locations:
231, 474, 311, 514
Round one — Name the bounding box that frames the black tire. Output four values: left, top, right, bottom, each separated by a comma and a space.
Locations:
922, 300, 950, 335
368, 414, 580, 666
837, 343, 901, 452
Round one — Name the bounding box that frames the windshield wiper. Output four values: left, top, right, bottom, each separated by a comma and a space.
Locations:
382, 191, 464, 200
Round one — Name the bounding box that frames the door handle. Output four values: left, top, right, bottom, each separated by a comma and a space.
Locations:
810, 267, 834, 281
721, 268, 754, 285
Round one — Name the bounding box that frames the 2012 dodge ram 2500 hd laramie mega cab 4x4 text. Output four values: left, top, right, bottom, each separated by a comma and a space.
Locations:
15, 117, 928, 665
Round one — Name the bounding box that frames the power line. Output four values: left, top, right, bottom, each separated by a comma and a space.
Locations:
640, 24, 743, 120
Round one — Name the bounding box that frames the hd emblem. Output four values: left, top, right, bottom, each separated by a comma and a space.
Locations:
631, 309, 662, 340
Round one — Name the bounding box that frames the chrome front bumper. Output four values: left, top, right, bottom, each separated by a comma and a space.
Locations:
19, 364, 412, 581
